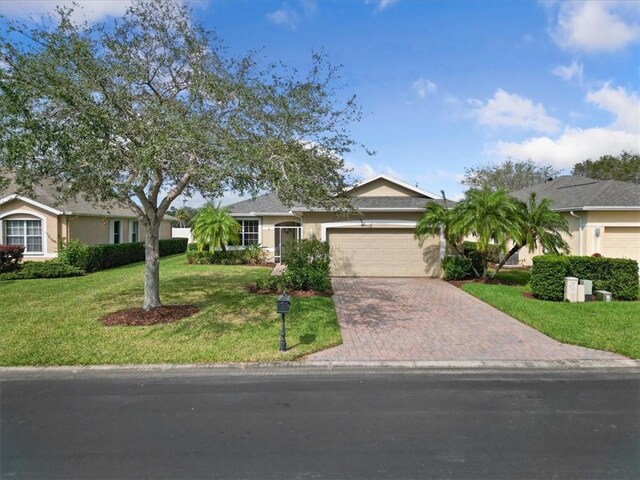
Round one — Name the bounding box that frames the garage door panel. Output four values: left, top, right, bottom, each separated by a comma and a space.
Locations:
603, 227, 640, 262
328, 228, 440, 277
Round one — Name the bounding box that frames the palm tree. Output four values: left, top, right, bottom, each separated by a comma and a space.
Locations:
454, 187, 523, 278
491, 192, 570, 277
415, 200, 464, 256
191, 202, 240, 252
175, 208, 192, 228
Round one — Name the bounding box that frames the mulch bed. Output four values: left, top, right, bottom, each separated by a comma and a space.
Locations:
245, 285, 332, 297
101, 305, 199, 326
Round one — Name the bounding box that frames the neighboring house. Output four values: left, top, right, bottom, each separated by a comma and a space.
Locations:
510, 175, 640, 266
226, 174, 446, 277
0, 180, 173, 260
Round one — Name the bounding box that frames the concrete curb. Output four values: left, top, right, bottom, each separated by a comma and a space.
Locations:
1, 358, 639, 374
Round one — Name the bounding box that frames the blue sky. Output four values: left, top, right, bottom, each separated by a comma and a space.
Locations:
2, 0, 639, 204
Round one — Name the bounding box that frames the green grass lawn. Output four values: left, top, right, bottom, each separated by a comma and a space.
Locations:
0, 255, 341, 365
462, 269, 640, 359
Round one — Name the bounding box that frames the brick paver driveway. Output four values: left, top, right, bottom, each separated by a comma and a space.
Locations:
308, 278, 624, 361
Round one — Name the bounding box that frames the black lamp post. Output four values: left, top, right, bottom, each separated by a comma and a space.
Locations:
276, 293, 291, 352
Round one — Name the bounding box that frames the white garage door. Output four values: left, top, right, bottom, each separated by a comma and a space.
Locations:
603, 227, 640, 263
327, 228, 440, 277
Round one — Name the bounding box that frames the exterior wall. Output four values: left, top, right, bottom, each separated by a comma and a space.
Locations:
0, 198, 60, 258
255, 211, 442, 276
0, 198, 173, 260
348, 178, 418, 197
518, 210, 640, 266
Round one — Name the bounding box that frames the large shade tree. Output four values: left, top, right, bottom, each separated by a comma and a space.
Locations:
461, 159, 560, 191
0, 0, 361, 309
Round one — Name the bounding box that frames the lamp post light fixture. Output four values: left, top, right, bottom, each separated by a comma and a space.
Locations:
276, 293, 291, 352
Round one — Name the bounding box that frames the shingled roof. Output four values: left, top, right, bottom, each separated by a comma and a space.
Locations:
0, 177, 175, 219
510, 175, 640, 211
226, 191, 446, 214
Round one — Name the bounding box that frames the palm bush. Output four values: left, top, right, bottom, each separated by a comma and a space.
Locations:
191, 203, 240, 252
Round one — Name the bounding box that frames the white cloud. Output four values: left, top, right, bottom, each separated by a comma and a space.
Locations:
586, 83, 640, 133
491, 84, 640, 169
472, 89, 561, 134
493, 127, 639, 169
522, 34, 534, 43
267, 7, 300, 30
267, 1, 317, 30
0, 0, 133, 23
550, 1, 640, 53
366, 0, 398, 12
411, 78, 437, 99
552, 60, 583, 82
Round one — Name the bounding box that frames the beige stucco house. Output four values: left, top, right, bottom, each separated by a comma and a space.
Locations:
226, 174, 445, 277
0, 181, 173, 260
510, 176, 640, 266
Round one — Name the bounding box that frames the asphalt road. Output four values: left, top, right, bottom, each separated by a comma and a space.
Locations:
1, 368, 638, 479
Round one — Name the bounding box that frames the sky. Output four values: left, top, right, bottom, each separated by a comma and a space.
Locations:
1, 0, 639, 205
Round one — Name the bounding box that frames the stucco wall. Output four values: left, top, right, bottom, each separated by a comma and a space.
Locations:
0, 198, 60, 258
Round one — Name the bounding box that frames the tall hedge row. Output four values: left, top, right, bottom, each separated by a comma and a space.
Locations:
60, 238, 188, 272
531, 255, 639, 301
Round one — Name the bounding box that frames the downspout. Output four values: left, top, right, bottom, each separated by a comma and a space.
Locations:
569, 211, 583, 256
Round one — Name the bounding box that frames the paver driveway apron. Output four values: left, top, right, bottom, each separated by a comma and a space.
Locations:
309, 278, 624, 362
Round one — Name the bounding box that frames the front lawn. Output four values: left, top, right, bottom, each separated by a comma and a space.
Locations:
462, 269, 640, 358
0, 255, 341, 365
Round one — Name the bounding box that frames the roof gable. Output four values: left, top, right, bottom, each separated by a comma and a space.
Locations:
346, 174, 440, 199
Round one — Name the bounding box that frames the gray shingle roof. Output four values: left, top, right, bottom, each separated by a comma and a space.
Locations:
510, 175, 640, 210
0, 178, 176, 219
226, 192, 446, 214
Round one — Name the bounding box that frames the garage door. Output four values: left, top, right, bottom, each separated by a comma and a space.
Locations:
603, 227, 640, 263
327, 228, 440, 277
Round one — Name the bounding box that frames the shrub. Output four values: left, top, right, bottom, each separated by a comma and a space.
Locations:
58, 239, 90, 271
243, 244, 268, 265
255, 275, 285, 291
0, 245, 24, 273
442, 255, 472, 280
463, 241, 501, 264
61, 238, 188, 272
530, 255, 570, 301
0, 260, 85, 280
159, 238, 188, 256
186, 249, 246, 265
531, 255, 639, 301
282, 238, 332, 292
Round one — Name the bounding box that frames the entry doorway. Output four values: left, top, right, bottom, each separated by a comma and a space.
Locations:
274, 222, 302, 263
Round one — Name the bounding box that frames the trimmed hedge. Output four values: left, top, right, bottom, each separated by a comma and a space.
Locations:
442, 255, 472, 280
60, 238, 188, 272
186, 249, 247, 265
0, 261, 85, 280
0, 245, 24, 274
531, 255, 639, 301
530, 255, 570, 301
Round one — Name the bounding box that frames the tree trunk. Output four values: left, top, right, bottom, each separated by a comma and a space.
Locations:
143, 221, 162, 311
491, 244, 523, 278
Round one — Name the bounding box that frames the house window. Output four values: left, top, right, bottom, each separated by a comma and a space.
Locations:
111, 220, 121, 244
3, 219, 43, 253
129, 221, 139, 242
238, 219, 259, 246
